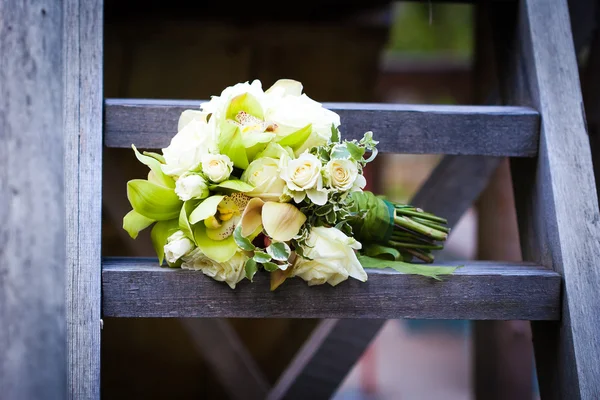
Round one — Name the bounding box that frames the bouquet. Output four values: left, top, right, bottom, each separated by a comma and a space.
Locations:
123, 79, 458, 290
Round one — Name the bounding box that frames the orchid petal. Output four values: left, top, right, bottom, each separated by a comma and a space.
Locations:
127, 179, 182, 220
189, 195, 225, 224
265, 79, 303, 97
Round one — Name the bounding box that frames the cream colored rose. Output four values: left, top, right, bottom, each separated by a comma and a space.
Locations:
161, 119, 218, 177
164, 231, 195, 264
280, 153, 327, 205
175, 173, 209, 201
292, 226, 367, 286
325, 159, 362, 191
181, 248, 247, 289
240, 157, 287, 201
202, 153, 233, 183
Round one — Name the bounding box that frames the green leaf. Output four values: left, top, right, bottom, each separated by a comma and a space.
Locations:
151, 219, 179, 266
277, 124, 312, 150
189, 195, 225, 224
209, 179, 254, 192
179, 201, 198, 243
364, 244, 401, 261
346, 141, 365, 161
193, 223, 238, 263
358, 255, 460, 281
132, 145, 174, 188
253, 251, 271, 263
263, 261, 279, 272
226, 92, 264, 120
266, 242, 291, 262
234, 225, 255, 251
245, 258, 258, 281
325, 211, 336, 225
315, 203, 333, 217
127, 179, 182, 221
318, 147, 330, 162
218, 120, 249, 169
123, 209, 155, 239
330, 123, 340, 143
142, 151, 166, 164
330, 144, 351, 160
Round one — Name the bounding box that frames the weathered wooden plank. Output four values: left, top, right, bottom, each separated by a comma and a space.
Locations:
503, 0, 600, 398
104, 99, 540, 157
0, 1, 66, 398
181, 319, 270, 400
266, 319, 383, 400
102, 258, 560, 320
412, 155, 502, 227
64, 0, 103, 398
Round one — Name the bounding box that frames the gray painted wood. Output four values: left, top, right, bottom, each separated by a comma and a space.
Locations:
0, 1, 66, 398
64, 0, 103, 398
181, 319, 270, 400
102, 257, 560, 320
104, 99, 540, 157
412, 155, 502, 227
503, 0, 600, 398
267, 319, 383, 400
279, 157, 504, 399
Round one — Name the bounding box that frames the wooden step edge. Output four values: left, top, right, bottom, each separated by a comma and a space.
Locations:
102, 257, 560, 320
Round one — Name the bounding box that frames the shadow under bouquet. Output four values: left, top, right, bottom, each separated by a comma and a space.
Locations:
124, 79, 458, 290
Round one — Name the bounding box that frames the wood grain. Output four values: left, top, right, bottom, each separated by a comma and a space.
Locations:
0, 1, 66, 398
504, 0, 600, 398
181, 319, 270, 400
64, 0, 103, 398
102, 257, 560, 320
266, 319, 383, 400
104, 99, 540, 156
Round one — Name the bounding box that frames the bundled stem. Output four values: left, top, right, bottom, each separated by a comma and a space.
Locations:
386, 206, 450, 263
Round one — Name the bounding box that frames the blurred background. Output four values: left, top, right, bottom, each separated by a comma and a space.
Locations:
100, 2, 531, 399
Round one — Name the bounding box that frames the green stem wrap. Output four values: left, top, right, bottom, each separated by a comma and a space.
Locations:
348, 191, 396, 243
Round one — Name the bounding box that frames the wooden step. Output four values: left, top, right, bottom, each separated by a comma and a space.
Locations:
102, 257, 560, 320
104, 99, 540, 156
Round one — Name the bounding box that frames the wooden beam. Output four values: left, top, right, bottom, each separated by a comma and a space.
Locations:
102, 258, 560, 320
181, 319, 270, 400
0, 1, 66, 398
64, 0, 103, 398
104, 99, 540, 157
412, 155, 502, 227
503, 0, 600, 398
266, 319, 383, 400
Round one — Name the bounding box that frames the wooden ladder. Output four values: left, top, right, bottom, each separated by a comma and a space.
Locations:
2, 0, 599, 399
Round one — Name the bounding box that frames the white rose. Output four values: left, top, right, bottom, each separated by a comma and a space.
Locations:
175, 173, 209, 201
240, 157, 286, 201
265, 91, 341, 155
292, 226, 367, 286
161, 119, 218, 177
280, 153, 327, 205
164, 231, 195, 265
181, 248, 247, 289
202, 153, 233, 183
324, 159, 365, 192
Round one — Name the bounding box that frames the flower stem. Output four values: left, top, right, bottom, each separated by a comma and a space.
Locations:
412, 217, 450, 234
404, 248, 434, 263
394, 207, 448, 225
388, 240, 444, 250
394, 215, 448, 241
